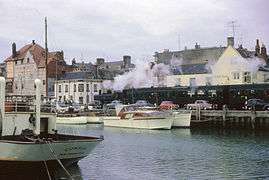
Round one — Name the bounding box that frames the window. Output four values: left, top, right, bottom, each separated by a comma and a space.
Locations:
79, 97, 83, 104
59, 96, 62, 101
43, 80, 46, 85
94, 84, 98, 92
86, 95, 89, 103
74, 84, 76, 92
15, 61, 17, 65
21, 84, 24, 89
27, 58, 30, 63
232, 72, 240, 80
189, 78, 196, 87
244, 72, 251, 83
86, 84, 89, 92
78, 84, 84, 92
21, 60, 23, 64
58, 85, 61, 93
65, 84, 68, 92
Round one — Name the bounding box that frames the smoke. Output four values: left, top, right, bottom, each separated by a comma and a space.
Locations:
102, 60, 171, 91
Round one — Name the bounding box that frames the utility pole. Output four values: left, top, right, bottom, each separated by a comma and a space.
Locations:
45, 17, 48, 97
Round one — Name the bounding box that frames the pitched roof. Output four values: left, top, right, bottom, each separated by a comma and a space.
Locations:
155, 46, 226, 65
171, 63, 209, 75
4, 42, 62, 68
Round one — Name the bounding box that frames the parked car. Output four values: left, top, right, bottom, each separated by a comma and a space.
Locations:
87, 100, 102, 110
159, 101, 179, 110
68, 103, 81, 113
134, 100, 154, 107
106, 100, 123, 109
56, 102, 69, 113
186, 100, 214, 110
244, 99, 269, 111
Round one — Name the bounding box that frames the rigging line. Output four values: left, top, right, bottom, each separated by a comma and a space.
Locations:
43, 160, 52, 180
45, 140, 74, 180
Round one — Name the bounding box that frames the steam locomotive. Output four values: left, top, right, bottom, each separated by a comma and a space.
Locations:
95, 83, 269, 110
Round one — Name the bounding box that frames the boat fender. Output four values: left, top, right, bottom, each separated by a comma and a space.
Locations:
29, 113, 36, 127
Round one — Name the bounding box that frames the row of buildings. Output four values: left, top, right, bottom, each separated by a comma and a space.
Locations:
1, 36, 269, 105
155, 37, 269, 87
2, 40, 134, 104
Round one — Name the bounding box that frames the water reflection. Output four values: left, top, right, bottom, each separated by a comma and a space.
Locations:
0, 163, 82, 180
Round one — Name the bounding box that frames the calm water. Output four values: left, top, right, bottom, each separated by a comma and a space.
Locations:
1, 125, 269, 180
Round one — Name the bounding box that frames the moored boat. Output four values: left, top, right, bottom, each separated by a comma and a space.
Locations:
0, 78, 103, 167
56, 116, 88, 124
103, 105, 173, 130
172, 110, 192, 128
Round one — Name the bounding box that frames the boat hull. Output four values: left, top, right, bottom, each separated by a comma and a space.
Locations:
56, 116, 88, 124
172, 111, 192, 128
103, 118, 173, 130
0, 135, 102, 165
86, 116, 103, 124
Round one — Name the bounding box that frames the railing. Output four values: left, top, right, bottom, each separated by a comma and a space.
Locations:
4, 95, 56, 113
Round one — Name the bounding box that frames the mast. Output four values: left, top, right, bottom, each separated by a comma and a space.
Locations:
45, 17, 48, 97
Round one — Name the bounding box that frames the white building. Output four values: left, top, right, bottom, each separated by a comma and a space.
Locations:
166, 37, 269, 87
55, 73, 103, 104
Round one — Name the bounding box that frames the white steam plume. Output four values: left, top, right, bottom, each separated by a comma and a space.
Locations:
103, 60, 171, 91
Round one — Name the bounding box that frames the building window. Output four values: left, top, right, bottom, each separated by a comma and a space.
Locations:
94, 84, 98, 92
65, 84, 68, 92
15, 61, 17, 65
244, 72, 251, 83
78, 84, 84, 92
232, 72, 240, 80
86, 84, 90, 92
27, 58, 30, 63
74, 84, 76, 92
21, 60, 23, 64
189, 78, 196, 87
79, 97, 83, 104
86, 95, 89, 103
43, 80, 46, 85
58, 85, 61, 93
59, 96, 62, 101
21, 84, 24, 89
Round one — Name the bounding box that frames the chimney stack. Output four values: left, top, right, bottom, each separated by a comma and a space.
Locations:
255, 39, 260, 56
227, 37, 234, 47
123, 55, 131, 68
261, 44, 268, 61
12, 42, 16, 58
32, 40, 35, 45
96, 58, 105, 66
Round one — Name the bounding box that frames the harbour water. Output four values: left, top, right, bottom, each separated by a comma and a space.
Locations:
1, 124, 269, 180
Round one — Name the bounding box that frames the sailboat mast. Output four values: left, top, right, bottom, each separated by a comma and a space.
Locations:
45, 17, 48, 97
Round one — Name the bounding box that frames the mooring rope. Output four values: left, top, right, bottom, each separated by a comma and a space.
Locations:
45, 141, 74, 180
43, 160, 52, 180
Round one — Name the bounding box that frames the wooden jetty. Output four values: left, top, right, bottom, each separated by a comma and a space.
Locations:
179, 108, 269, 130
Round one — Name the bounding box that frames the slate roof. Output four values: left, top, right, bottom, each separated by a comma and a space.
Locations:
59, 71, 96, 80
171, 63, 209, 75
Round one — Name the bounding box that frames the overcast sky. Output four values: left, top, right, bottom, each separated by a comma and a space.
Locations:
0, 0, 268, 64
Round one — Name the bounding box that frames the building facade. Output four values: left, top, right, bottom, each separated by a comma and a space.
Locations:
55, 78, 103, 105
4, 41, 68, 97
165, 37, 269, 87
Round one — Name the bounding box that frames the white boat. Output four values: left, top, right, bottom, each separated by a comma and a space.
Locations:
172, 110, 192, 128
56, 116, 88, 124
0, 78, 102, 167
103, 105, 173, 130
86, 116, 103, 123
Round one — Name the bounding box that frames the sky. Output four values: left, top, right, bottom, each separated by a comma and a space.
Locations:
0, 0, 268, 64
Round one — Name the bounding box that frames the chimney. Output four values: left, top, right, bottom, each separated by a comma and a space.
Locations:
12, 42, 16, 58
227, 37, 234, 47
32, 40, 35, 45
261, 44, 268, 61
195, 42, 200, 49
96, 58, 105, 66
255, 39, 260, 56
123, 55, 131, 68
